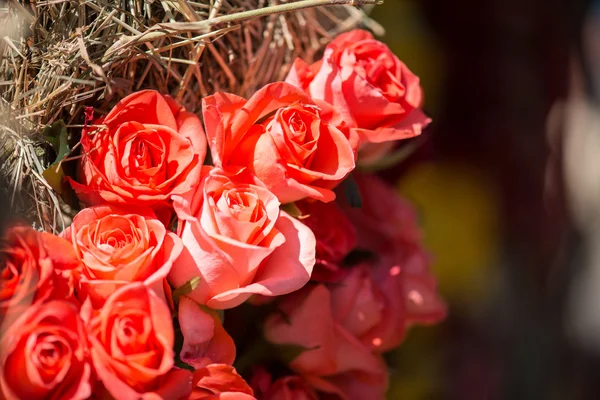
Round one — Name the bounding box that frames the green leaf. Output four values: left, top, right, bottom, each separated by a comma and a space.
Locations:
277, 343, 320, 364
41, 120, 71, 196
280, 202, 304, 218
172, 277, 201, 303
43, 120, 70, 163
174, 359, 195, 372
341, 174, 362, 208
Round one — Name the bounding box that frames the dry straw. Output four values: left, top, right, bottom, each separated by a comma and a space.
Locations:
0, 0, 383, 233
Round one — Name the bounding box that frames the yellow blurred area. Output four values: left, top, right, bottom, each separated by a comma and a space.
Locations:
386, 326, 444, 399
397, 162, 501, 311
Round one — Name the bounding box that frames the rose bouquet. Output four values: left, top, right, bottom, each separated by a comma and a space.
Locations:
0, 20, 445, 400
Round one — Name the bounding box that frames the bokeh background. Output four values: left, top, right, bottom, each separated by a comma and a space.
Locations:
370, 0, 600, 398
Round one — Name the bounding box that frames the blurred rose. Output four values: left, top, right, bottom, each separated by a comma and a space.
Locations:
265, 285, 388, 400
0, 225, 79, 329
71, 90, 206, 217
286, 29, 430, 162
297, 200, 356, 282
177, 296, 235, 369
190, 364, 255, 400
0, 300, 92, 400
202, 82, 355, 203
264, 376, 318, 400
342, 174, 446, 338
61, 205, 182, 308
170, 167, 315, 309
84, 283, 192, 400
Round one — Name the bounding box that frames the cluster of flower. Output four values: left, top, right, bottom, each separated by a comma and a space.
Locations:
0, 30, 445, 400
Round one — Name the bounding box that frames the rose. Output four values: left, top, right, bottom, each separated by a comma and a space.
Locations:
83, 283, 192, 399
264, 376, 318, 400
60, 205, 183, 308
190, 364, 255, 400
0, 300, 92, 400
202, 82, 355, 203
0, 226, 79, 329
264, 285, 388, 400
177, 296, 236, 369
297, 200, 356, 282
286, 29, 430, 148
341, 174, 446, 344
169, 166, 315, 309
71, 90, 206, 216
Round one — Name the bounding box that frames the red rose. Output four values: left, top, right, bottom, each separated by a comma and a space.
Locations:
71, 90, 206, 216
202, 82, 355, 203
0, 225, 79, 330
297, 200, 356, 282
0, 300, 92, 400
286, 30, 430, 148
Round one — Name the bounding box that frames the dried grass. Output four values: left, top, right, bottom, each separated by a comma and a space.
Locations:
0, 0, 382, 233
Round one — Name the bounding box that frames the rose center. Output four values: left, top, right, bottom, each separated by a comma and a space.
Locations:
224, 190, 265, 223
33, 334, 70, 376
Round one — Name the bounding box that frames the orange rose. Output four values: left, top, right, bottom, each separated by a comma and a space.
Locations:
61, 205, 183, 308
71, 90, 206, 216
85, 283, 193, 400
202, 82, 355, 203
264, 285, 388, 400
0, 225, 79, 330
190, 364, 255, 400
286, 29, 430, 147
170, 167, 315, 309
0, 300, 92, 400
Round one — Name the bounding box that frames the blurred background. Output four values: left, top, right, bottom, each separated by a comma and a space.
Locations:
369, 0, 600, 398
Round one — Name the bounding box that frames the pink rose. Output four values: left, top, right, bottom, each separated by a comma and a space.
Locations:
202, 82, 355, 203
0, 301, 92, 400
297, 200, 356, 282
84, 283, 193, 400
61, 205, 183, 308
169, 167, 315, 309
341, 174, 446, 342
177, 296, 236, 369
286, 29, 430, 147
189, 364, 255, 400
264, 285, 388, 400
264, 376, 318, 400
71, 90, 206, 217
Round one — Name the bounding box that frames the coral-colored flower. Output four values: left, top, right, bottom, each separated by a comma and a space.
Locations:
264, 285, 388, 400
84, 283, 193, 400
341, 174, 446, 346
61, 205, 183, 308
297, 200, 356, 282
0, 225, 79, 329
71, 90, 206, 216
170, 166, 315, 309
0, 300, 92, 400
202, 82, 355, 203
177, 296, 236, 369
190, 364, 255, 400
286, 29, 430, 149
264, 376, 318, 400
